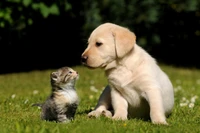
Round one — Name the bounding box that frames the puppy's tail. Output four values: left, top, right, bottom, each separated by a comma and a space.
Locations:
32, 103, 43, 107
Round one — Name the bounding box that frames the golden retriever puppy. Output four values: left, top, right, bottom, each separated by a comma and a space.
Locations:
81, 23, 174, 125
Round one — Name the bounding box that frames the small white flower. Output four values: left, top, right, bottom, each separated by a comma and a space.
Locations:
33, 90, 39, 95
90, 86, 98, 93
24, 99, 29, 104
189, 103, 194, 108
191, 95, 198, 103
174, 85, 182, 92
191, 98, 196, 103
180, 103, 188, 107
11, 94, 16, 99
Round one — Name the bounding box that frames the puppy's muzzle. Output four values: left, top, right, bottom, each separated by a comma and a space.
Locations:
81, 55, 88, 65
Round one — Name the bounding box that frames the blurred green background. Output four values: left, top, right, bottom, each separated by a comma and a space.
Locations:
0, 0, 200, 74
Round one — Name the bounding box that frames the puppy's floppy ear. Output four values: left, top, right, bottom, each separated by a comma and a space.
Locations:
112, 26, 136, 58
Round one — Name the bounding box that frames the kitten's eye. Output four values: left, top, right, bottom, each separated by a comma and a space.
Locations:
68, 71, 72, 74
96, 42, 103, 47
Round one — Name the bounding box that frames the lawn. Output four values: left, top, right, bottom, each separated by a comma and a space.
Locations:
0, 65, 200, 133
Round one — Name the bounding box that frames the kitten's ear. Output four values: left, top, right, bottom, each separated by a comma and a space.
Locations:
51, 72, 58, 81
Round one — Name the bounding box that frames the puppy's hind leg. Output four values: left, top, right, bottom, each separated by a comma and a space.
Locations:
88, 85, 112, 118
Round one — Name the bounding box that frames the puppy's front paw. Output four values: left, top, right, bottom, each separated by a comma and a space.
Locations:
112, 114, 127, 121
88, 110, 113, 118
152, 119, 168, 125
151, 112, 168, 125
102, 110, 112, 118
88, 110, 102, 118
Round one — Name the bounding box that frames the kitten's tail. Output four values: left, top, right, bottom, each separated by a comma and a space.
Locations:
32, 103, 43, 107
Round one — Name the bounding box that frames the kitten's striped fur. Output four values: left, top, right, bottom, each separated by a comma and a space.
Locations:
33, 67, 79, 123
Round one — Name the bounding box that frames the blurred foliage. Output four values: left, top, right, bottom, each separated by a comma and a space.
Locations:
82, 0, 200, 48
1, 0, 199, 44
0, 0, 200, 73
0, 0, 71, 30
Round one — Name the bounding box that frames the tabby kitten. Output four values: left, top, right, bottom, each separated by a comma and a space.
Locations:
33, 67, 79, 123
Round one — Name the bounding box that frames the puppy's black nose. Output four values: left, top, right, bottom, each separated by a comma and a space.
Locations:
81, 55, 88, 64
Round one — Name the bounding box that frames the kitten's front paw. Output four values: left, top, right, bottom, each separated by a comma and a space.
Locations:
59, 119, 71, 123
57, 114, 69, 123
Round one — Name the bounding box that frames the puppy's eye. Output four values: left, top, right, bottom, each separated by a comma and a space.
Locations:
96, 42, 103, 47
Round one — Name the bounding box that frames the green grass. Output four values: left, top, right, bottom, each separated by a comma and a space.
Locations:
0, 65, 200, 133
